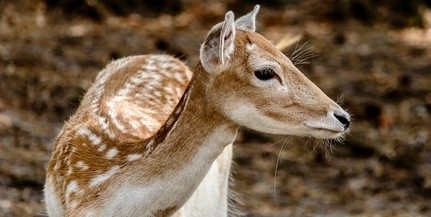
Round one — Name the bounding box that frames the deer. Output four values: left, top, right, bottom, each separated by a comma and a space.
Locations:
44, 5, 350, 217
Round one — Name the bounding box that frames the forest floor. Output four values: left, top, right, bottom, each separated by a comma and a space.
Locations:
1, 0, 431, 216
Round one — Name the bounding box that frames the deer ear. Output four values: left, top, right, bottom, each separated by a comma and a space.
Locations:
200, 11, 236, 74
235, 5, 260, 32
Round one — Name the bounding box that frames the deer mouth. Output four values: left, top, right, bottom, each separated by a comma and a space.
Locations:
309, 126, 345, 134
303, 125, 347, 140
304, 122, 347, 136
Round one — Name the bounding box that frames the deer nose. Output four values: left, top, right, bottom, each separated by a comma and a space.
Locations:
333, 112, 350, 130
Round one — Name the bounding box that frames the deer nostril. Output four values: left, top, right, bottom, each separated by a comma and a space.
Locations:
334, 113, 350, 130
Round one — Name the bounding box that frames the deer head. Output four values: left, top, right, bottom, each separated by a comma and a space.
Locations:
199, 5, 350, 139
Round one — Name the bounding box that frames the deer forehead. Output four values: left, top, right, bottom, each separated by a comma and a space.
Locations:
236, 31, 296, 75
235, 31, 308, 85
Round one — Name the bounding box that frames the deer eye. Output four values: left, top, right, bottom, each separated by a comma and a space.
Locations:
254, 68, 275, 81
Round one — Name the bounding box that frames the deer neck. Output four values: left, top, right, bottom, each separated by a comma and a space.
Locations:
149, 64, 238, 156
110, 65, 238, 215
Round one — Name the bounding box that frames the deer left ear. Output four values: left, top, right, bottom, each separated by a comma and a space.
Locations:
200, 11, 236, 74
235, 5, 260, 32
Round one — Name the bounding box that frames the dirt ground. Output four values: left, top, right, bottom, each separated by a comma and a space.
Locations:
1, 0, 431, 216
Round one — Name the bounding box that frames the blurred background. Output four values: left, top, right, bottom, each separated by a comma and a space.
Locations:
1, 0, 431, 216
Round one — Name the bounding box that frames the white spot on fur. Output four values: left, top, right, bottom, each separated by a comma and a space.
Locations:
98, 143, 107, 152
153, 91, 162, 98
117, 83, 133, 97
105, 148, 118, 160
77, 126, 90, 136
76, 161, 89, 170
143, 63, 158, 72
174, 106, 183, 115
89, 165, 120, 187
65, 181, 79, 204
67, 167, 73, 175
165, 117, 175, 127
246, 43, 255, 51
89, 134, 101, 146
126, 153, 143, 161
129, 120, 141, 130
53, 162, 61, 171
95, 115, 114, 139
145, 139, 155, 156
106, 97, 128, 133
70, 201, 78, 209
77, 126, 101, 146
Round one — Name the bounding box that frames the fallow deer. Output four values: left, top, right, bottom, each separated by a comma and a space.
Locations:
44, 5, 350, 217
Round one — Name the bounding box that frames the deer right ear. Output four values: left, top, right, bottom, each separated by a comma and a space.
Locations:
200, 11, 236, 74
235, 5, 260, 32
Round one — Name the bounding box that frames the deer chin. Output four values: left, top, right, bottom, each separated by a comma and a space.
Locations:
303, 121, 347, 139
